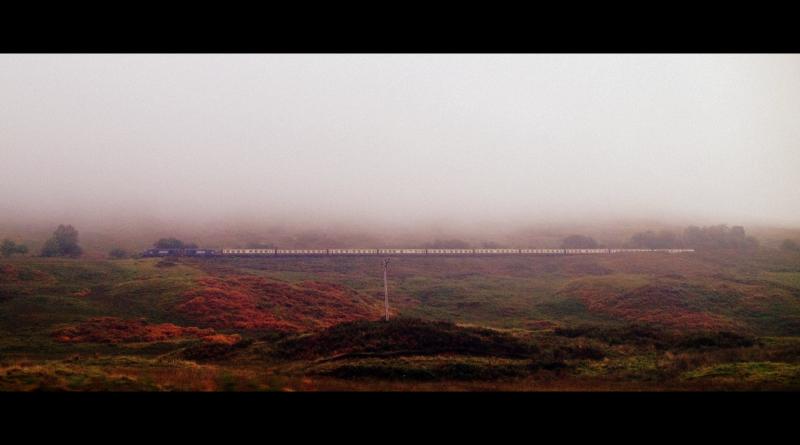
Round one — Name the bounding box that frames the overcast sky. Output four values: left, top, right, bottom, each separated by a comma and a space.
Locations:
1, 54, 798, 230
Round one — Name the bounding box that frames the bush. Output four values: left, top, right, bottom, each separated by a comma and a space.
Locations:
554, 324, 757, 350
179, 338, 253, 362
321, 361, 532, 381
781, 239, 799, 252
675, 332, 756, 349
555, 324, 673, 348
554, 345, 606, 360
108, 247, 128, 259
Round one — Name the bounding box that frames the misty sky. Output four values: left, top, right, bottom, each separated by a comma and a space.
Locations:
1, 54, 799, 230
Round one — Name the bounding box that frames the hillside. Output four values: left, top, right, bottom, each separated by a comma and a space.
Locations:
2, 248, 800, 390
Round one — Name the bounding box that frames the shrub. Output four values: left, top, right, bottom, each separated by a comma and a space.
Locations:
554, 324, 672, 348
321, 361, 532, 381
108, 247, 128, 259
781, 239, 799, 252
554, 324, 756, 351
179, 338, 253, 362
675, 332, 756, 349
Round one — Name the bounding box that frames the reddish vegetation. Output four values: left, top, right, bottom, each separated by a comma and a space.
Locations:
201, 333, 242, 345
0, 264, 56, 301
600, 253, 720, 278
523, 320, 561, 330
567, 284, 740, 331
0, 264, 53, 283
52, 317, 222, 344
71, 288, 91, 298
560, 259, 611, 276
0, 264, 17, 278
175, 275, 383, 332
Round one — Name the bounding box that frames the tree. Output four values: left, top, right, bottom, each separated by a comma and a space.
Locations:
108, 247, 128, 259
40, 225, 82, 257
246, 242, 276, 249
561, 235, 598, 249
744, 236, 760, 251
40, 225, 83, 258
728, 226, 749, 249
15, 243, 28, 255
781, 239, 799, 252
683, 225, 704, 246
1, 239, 17, 257
1, 239, 28, 257
153, 238, 196, 249
681, 224, 758, 251
629, 230, 680, 249
422, 239, 471, 249
480, 241, 503, 248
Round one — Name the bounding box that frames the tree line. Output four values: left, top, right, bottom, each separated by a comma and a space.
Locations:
2, 224, 82, 258
629, 225, 759, 250
560, 224, 765, 251
1, 227, 198, 259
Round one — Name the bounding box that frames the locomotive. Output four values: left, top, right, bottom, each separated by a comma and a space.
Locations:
141, 248, 219, 257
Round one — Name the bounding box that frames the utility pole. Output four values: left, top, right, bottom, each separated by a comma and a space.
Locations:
383, 257, 390, 321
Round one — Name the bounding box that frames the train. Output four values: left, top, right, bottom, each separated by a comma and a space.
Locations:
141, 247, 695, 257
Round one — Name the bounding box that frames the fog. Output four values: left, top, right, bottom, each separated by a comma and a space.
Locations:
2, 54, 799, 240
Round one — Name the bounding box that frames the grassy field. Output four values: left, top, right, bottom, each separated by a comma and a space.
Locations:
2, 249, 800, 391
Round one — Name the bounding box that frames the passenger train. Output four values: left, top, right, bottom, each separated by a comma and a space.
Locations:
142, 247, 695, 257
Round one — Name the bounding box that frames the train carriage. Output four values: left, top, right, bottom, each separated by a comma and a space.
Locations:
223, 248, 275, 255
378, 248, 427, 255
276, 249, 328, 255
328, 249, 378, 255
453, 249, 472, 255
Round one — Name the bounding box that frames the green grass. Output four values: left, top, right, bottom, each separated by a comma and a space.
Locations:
762, 272, 800, 290
310, 355, 538, 381
0, 359, 163, 391
4, 250, 800, 390
682, 362, 800, 388
576, 354, 662, 380
0, 258, 202, 360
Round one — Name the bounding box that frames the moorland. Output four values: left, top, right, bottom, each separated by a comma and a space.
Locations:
3, 233, 800, 391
